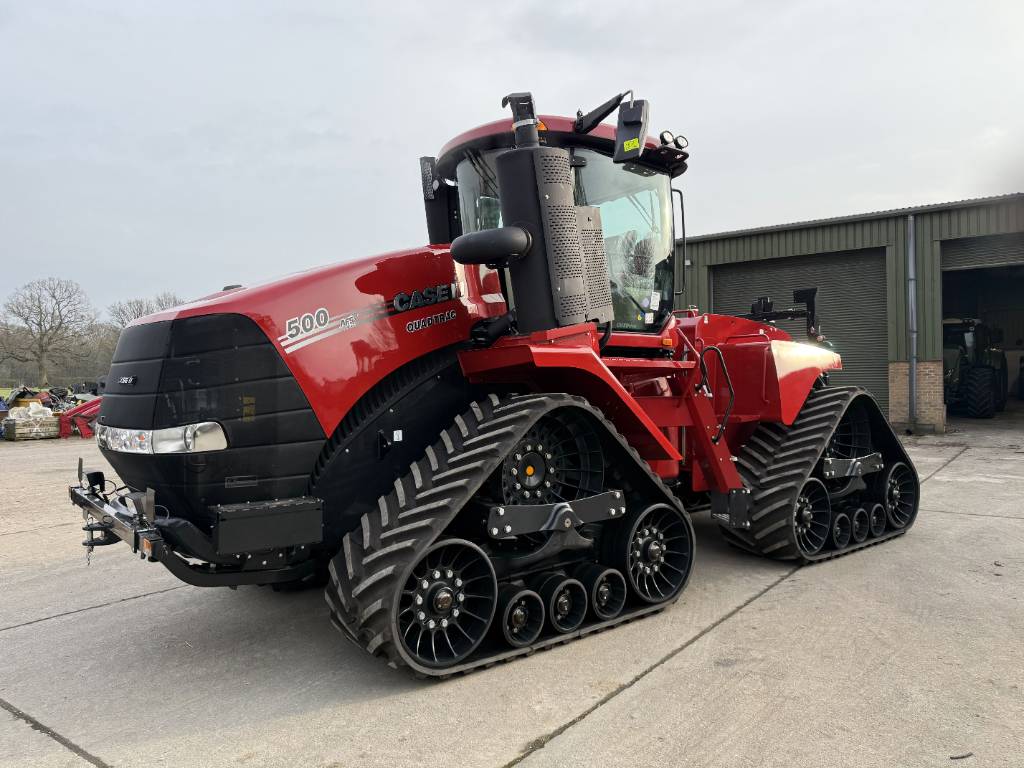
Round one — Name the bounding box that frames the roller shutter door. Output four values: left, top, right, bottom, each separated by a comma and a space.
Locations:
711, 248, 888, 410
941, 233, 1024, 270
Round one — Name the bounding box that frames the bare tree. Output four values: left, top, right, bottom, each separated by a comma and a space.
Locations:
89, 320, 122, 374
1, 278, 96, 386
107, 297, 152, 328
0, 317, 12, 367
108, 291, 185, 328
153, 291, 184, 311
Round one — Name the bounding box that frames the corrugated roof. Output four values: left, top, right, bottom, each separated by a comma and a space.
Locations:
687, 192, 1024, 243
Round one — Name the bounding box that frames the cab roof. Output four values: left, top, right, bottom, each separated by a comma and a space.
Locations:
436, 114, 688, 178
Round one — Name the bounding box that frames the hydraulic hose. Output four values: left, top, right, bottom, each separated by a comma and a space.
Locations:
699, 345, 734, 445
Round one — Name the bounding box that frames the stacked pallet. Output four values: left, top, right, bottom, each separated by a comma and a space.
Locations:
4, 416, 60, 440
3, 403, 61, 441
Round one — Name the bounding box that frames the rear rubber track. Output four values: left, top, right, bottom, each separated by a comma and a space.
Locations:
719, 386, 918, 563
325, 392, 689, 677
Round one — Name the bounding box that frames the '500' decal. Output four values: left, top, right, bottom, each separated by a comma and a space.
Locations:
279, 283, 462, 354
286, 308, 330, 338
278, 307, 360, 354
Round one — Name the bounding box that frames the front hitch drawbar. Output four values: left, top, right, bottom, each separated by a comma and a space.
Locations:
69, 462, 317, 587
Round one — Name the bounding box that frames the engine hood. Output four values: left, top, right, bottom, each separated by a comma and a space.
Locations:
124, 246, 504, 437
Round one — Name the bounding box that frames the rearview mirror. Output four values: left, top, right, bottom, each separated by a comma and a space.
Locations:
613, 99, 649, 164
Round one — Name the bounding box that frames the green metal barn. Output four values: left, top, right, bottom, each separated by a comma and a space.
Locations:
679, 193, 1024, 432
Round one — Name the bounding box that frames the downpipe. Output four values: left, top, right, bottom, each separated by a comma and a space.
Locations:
907, 214, 918, 433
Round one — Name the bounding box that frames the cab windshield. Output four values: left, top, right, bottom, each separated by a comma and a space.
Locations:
456, 147, 674, 331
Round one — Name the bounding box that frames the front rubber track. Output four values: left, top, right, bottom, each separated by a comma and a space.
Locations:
719, 386, 920, 563
324, 392, 690, 678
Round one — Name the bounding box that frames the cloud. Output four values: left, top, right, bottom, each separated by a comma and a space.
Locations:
1, 0, 1022, 307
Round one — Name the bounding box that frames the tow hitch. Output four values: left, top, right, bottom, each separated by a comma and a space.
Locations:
82, 520, 118, 557
69, 458, 319, 587
71, 459, 162, 564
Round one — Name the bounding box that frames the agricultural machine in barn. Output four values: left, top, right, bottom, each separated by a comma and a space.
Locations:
71, 91, 919, 676
942, 318, 1008, 418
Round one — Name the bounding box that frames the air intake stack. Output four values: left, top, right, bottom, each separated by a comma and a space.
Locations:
451, 92, 614, 335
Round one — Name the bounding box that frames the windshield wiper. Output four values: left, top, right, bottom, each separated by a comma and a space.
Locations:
624, 193, 656, 230
465, 149, 499, 195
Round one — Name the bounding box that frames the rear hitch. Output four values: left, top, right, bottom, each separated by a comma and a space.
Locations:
81, 521, 118, 549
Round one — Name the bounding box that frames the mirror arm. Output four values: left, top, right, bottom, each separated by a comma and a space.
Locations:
574, 92, 626, 134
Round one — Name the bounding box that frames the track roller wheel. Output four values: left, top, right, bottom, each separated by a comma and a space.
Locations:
536, 575, 587, 634
831, 512, 852, 549
850, 507, 869, 543
496, 586, 544, 648
575, 565, 627, 621
613, 503, 694, 604
868, 503, 887, 537
876, 461, 918, 529
396, 539, 497, 670
794, 478, 832, 556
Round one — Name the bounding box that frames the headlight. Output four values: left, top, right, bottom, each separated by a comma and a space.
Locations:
96, 422, 228, 454
95, 425, 151, 453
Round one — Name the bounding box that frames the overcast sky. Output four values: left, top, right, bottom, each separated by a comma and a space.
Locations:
2, 0, 1022, 314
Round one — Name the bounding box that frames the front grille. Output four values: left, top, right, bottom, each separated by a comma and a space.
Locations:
99, 314, 324, 529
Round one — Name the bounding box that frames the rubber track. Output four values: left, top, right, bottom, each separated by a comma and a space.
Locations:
324, 392, 688, 677
719, 386, 918, 563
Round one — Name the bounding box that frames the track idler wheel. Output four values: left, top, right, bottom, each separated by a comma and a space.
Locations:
876, 461, 918, 529
536, 574, 587, 634
613, 502, 694, 605
794, 478, 831, 556
850, 507, 870, 544
831, 512, 852, 549
496, 586, 544, 648
395, 538, 497, 669
869, 503, 887, 538
575, 565, 627, 621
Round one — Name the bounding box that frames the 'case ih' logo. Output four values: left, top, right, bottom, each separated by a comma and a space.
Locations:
389, 283, 458, 314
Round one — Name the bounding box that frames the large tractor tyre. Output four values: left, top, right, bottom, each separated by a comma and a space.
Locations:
966, 367, 997, 418
996, 366, 1008, 412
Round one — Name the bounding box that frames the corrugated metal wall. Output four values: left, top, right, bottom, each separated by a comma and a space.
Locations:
941, 233, 1024, 270
682, 195, 1024, 363
711, 249, 889, 408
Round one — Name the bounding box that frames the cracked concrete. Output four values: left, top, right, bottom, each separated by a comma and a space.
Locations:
1, 406, 1021, 767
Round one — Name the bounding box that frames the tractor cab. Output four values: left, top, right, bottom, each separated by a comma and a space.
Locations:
421, 93, 690, 334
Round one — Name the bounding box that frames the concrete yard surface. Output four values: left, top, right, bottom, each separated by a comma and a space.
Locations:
1, 408, 1022, 767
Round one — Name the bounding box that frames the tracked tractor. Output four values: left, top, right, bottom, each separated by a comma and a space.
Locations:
70, 90, 919, 676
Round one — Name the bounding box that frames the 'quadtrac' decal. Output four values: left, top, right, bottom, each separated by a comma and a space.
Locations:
405, 309, 457, 333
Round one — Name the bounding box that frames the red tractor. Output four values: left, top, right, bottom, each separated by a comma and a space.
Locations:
71, 91, 918, 676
